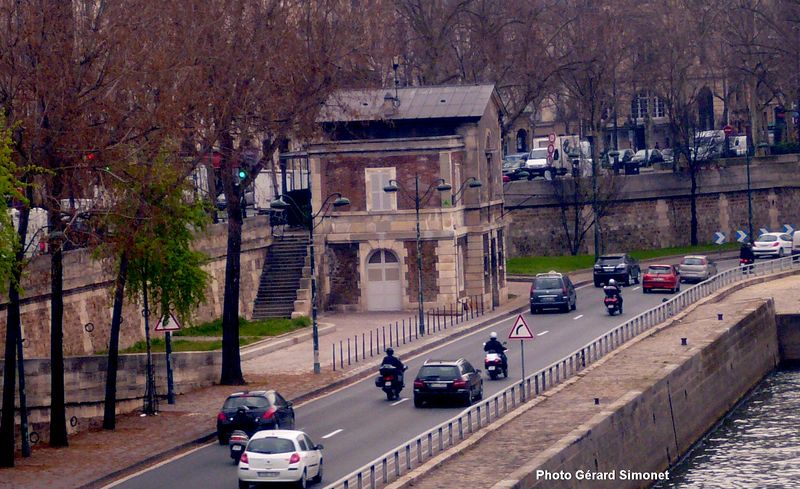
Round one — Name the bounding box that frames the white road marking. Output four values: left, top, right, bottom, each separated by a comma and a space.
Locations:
321, 429, 343, 439
537, 330, 549, 336
573, 314, 584, 320
391, 397, 408, 406
632, 286, 641, 291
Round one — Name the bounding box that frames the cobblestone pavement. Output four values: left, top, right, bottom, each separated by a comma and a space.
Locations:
392, 273, 800, 489
0, 282, 529, 489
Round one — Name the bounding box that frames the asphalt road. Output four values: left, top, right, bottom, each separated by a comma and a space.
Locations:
110, 258, 739, 489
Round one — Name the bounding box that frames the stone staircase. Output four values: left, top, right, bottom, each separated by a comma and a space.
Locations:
252, 232, 310, 319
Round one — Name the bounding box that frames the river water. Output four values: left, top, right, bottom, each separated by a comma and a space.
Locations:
653, 368, 800, 489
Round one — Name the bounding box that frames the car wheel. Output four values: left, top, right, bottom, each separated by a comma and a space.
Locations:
571, 299, 577, 311
643, 288, 649, 294
312, 459, 324, 484
414, 397, 424, 408
530, 305, 536, 314
561, 303, 569, 313
297, 469, 307, 489
625, 271, 633, 286
634, 270, 641, 284
218, 433, 229, 445
594, 280, 602, 288
463, 392, 472, 407
238, 481, 249, 489
476, 383, 483, 400
676, 283, 681, 292
779, 248, 785, 258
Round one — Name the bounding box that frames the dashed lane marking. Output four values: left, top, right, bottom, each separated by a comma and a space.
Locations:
391, 398, 408, 406
537, 331, 549, 336
321, 429, 343, 439
573, 315, 584, 320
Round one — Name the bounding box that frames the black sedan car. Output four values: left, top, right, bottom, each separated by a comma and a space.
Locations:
593, 253, 641, 287
502, 153, 530, 181
216, 390, 295, 444
413, 359, 483, 407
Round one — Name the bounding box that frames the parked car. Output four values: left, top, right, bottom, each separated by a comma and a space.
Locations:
661, 148, 675, 166
642, 264, 681, 293
678, 255, 717, 283
502, 153, 529, 181
237, 430, 323, 489
752, 232, 793, 258
524, 147, 568, 179
593, 254, 641, 287
530, 271, 577, 314
793, 231, 800, 257
603, 148, 634, 169
413, 359, 483, 407
217, 390, 296, 444
631, 149, 664, 166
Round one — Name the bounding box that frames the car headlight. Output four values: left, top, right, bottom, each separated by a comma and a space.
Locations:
615, 264, 626, 269
594, 264, 601, 270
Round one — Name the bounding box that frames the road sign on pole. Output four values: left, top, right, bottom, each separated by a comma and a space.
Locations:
723, 125, 735, 137
783, 224, 795, 234
548, 133, 556, 144
155, 313, 181, 404
713, 232, 727, 245
155, 313, 182, 332
735, 230, 749, 243
509, 314, 534, 401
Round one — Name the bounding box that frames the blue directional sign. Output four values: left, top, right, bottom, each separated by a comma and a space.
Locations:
713, 232, 727, 245
759, 228, 769, 237
783, 224, 795, 234
735, 230, 748, 243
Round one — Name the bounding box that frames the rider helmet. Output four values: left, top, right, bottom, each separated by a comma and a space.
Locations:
386, 347, 394, 356
608, 279, 616, 286
490, 332, 498, 339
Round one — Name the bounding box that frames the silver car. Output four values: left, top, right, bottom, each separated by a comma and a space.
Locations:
678, 255, 718, 283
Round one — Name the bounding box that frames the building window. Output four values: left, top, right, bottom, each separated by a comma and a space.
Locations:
631, 92, 666, 120
631, 93, 648, 120
365, 167, 396, 212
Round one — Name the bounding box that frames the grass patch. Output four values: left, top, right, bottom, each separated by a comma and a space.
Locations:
174, 316, 311, 338
507, 242, 740, 276
119, 337, 256, 354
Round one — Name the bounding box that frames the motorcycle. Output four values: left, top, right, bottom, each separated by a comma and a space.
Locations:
228, 430, 249, 463
603, 288, 622, 315
483, 342, 509, 380
740, 258, 754, 275
375, 365, 407, 401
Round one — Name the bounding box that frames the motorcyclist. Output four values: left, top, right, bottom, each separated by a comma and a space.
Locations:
231, 406, 257, 436
380, 348, 405, 385
603, 278, 623, 313
740, 242, 755, 262
483, 332, 508, 369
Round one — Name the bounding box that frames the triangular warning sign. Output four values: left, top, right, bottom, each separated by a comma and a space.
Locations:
508, 314, 534, 340
155, 313, 182, 332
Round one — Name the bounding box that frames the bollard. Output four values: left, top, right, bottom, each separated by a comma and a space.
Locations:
333, 344, 336, 371
389, 323, 393, 348
402, 320, 406, 345
450, 303, 453, 327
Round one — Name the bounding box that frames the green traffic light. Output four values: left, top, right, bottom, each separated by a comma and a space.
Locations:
238, 169, 247, 179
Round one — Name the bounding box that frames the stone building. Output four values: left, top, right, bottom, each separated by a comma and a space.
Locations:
306, 85, 508, 313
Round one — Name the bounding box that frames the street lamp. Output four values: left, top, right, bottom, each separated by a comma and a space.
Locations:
383, 175, 452, 336
451, 177, 483, 205
270, 192, 350, 374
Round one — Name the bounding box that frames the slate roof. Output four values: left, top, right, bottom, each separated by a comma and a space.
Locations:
318, 84, 497, 123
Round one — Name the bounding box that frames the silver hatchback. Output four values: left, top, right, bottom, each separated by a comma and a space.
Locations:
678, 255, 717, 283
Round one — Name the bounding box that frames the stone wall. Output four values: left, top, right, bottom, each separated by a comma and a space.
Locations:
0, 216, 271, 358
776, 314, 800, 364
0, 350, 220, 442
403, 240, 439, 301
506, 158, 800, 256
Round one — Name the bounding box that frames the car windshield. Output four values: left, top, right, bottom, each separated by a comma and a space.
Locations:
223, 396, 270, 410
247, 437, 295, 454
758, 235, 778, 242
598, 256, 623, 265
534, 277, 562, 289
682, 258, 705, 265
662, 149, 673, 156
528, 148, 548, 159
648, 266, 672, 274
417, 366, 460, 380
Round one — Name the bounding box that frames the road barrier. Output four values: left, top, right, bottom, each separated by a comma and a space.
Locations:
325, 255, 800, 489
332, 295, 485, 371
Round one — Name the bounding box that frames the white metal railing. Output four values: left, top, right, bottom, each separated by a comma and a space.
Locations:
325, 255, 800, 489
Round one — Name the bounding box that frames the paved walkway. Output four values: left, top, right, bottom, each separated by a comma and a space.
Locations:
0, 282, 529, 489
393, 273, 800, 489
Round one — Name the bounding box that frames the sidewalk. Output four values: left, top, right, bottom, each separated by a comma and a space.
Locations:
0, 281, 529, 489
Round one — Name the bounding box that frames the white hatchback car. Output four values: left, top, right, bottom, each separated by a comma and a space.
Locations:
752, 232, 793, 258
238, 430, 323, 489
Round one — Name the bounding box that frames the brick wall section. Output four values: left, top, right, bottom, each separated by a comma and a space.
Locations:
404, 240, 439, 302
0, 216, 270, 358
320, 153, 449, 212
326, 243, 361, 307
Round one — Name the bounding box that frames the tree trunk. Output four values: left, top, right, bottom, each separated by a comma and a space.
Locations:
102, 252, 129, 430
690, 165, 699, 246
48, 203, 68, 447
219, 131, 245, 385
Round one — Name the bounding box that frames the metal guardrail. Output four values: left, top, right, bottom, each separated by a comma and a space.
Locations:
326, 255, 800, 489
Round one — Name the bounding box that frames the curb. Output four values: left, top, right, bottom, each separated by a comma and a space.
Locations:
239, 323, 336, 361
91, 301, 529, 489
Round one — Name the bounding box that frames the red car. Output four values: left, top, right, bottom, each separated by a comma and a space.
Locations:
642, 264, 680, 293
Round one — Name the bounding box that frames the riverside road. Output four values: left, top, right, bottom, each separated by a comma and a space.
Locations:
109, 259, 739, 489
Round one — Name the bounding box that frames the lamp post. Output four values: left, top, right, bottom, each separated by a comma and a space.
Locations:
383, 175, 452, 336
451, 177, 483, 205
270, 192, 350, 374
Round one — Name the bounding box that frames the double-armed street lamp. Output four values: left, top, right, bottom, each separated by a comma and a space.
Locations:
270, 192, 350, 374
383, 175, 481, 336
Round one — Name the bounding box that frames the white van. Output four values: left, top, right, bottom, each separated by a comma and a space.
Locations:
732, 136, 748, 156
793, 231, 800, 256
